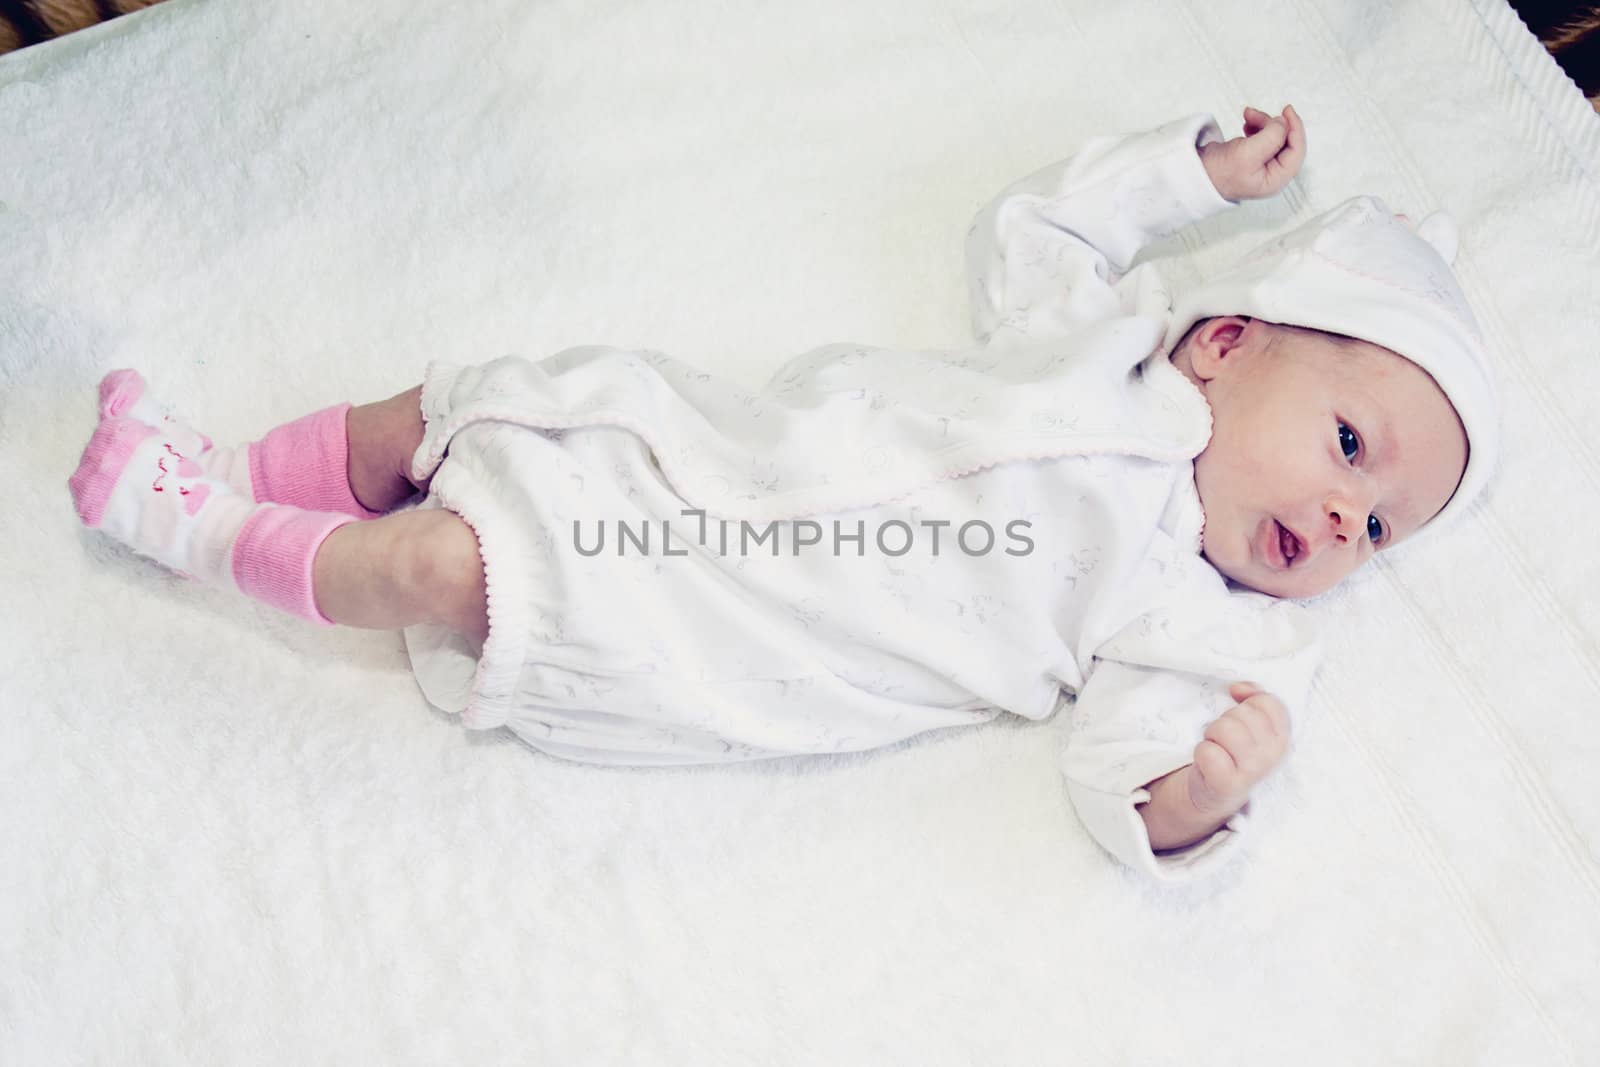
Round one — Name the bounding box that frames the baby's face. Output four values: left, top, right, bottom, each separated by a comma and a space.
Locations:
1174, 317, 1469, 599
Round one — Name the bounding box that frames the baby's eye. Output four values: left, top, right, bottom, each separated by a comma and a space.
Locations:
1367, 514, 1385, 545
1337, 421, 1359, 461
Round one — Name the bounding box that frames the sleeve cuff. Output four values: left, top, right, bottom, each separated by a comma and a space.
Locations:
1141, 112, 1239, 234
1062, 747, 1250, 884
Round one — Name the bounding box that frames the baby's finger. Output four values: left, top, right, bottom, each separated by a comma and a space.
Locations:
1230, 683, 1287, 726
1242, 116, 1290, 169
1232, 698, 1287, 752
1204, 712, 1255, 759
1280, 104, 1307, 166
1193, 739, 1240, 796
1228, 681, 1264, 703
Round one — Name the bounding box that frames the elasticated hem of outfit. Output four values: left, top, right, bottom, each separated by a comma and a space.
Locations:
402, 362, 542, 731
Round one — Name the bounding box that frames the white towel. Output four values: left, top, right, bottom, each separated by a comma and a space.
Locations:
2, 0, 1596, 1063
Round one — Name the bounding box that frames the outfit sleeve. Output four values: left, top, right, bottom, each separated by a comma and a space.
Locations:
1059, 563, 1323, 884
964, 112, 1236, 346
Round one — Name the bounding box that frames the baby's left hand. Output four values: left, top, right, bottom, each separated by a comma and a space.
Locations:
1185, 682, 1292, 818
1199, 104, 1306, 202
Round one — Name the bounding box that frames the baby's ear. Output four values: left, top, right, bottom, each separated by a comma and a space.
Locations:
1188, 316, 1251, 380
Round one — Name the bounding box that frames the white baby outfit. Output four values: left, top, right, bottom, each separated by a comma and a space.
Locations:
402, 113, 1327, 882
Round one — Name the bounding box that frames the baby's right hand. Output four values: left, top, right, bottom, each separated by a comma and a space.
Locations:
1198, 104, 1306, 202
1187, 682, 1292, 816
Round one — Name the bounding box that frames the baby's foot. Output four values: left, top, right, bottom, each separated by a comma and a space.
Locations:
97, 369, 212, 452
68, 415, 258, 586
95, 370, 255, 498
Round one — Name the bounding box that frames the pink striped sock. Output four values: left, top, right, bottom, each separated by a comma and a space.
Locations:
95, 370, 381, 519
248, 404, 383, 519
231, 506, 356, 627
70, 412, 356, 627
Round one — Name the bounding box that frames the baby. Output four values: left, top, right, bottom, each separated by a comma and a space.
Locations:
67, 104, 1497, 883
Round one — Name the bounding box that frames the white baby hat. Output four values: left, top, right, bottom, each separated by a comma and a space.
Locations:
1164, 197, 1499, 535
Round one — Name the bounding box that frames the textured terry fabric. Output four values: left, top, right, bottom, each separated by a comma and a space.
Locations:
10, 0, 1600, 1062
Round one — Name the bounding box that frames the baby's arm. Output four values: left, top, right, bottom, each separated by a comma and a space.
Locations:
1058, 660, 1264, 883
1137, 683, 1290, 851
964, 112, 1233, 344
964, 105, 1306, 346
1058, 560, 1320, 882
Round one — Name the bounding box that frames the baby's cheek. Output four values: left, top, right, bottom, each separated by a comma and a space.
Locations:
1191, 451, 1237, 516
1200, 532, 1256, 593
1233, 435, 1281, 488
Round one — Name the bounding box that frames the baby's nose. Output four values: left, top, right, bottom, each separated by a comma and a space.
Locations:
1324, 490, 1374, 546
1326, 507, 1354, 545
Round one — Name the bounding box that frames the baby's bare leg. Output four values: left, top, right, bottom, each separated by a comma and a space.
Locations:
344, 385, 431, 514
312, 506, 489, 644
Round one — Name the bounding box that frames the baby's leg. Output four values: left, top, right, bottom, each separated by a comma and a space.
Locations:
343, 385, 430, 514
312, 506, 488, 643
70, 410, 487, 643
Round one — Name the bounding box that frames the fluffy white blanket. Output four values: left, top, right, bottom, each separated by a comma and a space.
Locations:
3, 0, 1596, 1062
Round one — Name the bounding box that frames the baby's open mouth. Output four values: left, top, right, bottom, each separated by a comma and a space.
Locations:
1276, 520, 1302, 566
